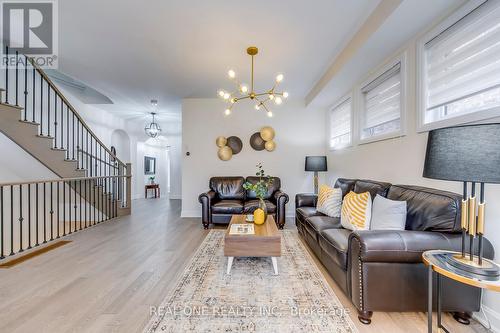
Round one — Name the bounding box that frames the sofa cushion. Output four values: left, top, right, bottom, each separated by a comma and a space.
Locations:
243, 199, 277, 214
211, 200, 244, 214
317, 185, 342, 217
319, 228, 351, 269
387, 185, 461, 232
354, 179, 391, 199
296, 207, 323, 222
209, 177, 245, 200
245, 177, 281, 200
370, 194, 407, 230
304, 216, 341, 240
334, 178, 357, 198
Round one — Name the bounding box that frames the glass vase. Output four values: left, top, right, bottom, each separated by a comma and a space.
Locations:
258, 198, 268, 223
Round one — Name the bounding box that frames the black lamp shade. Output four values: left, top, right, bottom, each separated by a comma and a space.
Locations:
305, 156, 328, 172
423, 124, 500, 184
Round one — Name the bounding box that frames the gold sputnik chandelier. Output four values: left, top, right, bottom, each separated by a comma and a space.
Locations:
218, 46, 288, 117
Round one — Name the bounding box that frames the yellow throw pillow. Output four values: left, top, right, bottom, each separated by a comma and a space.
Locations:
317, 184, 342, 217
341, 191, 372, 230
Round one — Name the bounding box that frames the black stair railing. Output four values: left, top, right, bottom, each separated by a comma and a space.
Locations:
1, 46, 130, 209
0, 175, 130, 259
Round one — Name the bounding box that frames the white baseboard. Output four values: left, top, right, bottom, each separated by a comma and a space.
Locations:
474, 305, 500, 332
181, 210, 201, 218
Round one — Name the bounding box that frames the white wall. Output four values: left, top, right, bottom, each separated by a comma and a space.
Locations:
326, 40, 500, 331
181, 98, 326, 218
134, 141, 169, 199
0, 133, 57, 183
168, 134, 182, 199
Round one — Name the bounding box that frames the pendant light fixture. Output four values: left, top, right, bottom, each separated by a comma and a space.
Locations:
145, 100, 162, 138
218, 46, 288, 117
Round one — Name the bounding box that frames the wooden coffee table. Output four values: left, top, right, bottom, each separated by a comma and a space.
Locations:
224, 215, 281, 275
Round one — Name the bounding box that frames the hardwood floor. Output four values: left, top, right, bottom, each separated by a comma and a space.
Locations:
0, 199, 490, 332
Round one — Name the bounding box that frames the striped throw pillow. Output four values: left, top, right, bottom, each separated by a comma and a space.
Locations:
316, 185, 342, 217
341, 191, 372, 230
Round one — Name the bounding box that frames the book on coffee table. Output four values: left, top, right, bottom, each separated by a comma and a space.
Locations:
229, 223, 255, 235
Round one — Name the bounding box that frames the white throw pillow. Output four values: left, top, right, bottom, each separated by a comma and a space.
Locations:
370, 195, 407, 230
316, 185, 342, 217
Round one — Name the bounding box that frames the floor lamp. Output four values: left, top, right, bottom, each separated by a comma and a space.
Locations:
423, 123, 500, 280
305, 156, 327, 195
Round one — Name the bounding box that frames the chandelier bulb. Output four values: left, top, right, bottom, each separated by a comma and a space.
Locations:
255, 104, 261, 110
228, 70, 236, 79
276, 74, 284, 83
224, 108, 232, 116
240, 85, 248, 93
223, 93, 230, 100
218, 90, 225, 98
269, 94, 274, 100
275, 97, 283, 105
283, 92, 289, 98
267, 111, 273, 118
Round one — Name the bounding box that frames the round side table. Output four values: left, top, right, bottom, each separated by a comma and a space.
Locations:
422, 250, 500, 333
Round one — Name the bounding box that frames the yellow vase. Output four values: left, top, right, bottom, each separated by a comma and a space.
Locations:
254, 208, 266, 225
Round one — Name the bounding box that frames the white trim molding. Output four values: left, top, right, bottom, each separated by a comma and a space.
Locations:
474, 304, 500, 333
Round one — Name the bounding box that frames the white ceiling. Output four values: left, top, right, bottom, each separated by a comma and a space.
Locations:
57, 0, 464, 126
310, 0, 466, 108
57, 0, 380, 121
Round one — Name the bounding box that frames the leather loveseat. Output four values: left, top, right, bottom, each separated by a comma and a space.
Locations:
199, 176, 289, 229
295, 178, 494, 324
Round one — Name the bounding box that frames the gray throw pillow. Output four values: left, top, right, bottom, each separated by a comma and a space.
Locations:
370, 194, 407, 230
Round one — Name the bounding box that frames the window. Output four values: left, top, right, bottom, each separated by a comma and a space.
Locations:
329, 97, 352, 149
418, 0, 500, 130
359, 58, 405, 143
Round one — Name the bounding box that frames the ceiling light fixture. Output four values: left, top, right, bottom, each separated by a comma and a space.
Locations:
218, 46, 288, 118
145, 100, 162, 138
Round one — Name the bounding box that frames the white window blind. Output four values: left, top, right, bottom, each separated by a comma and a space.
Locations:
424, 0, 500, 125
330, 98, 351, 149
361, 63, 401, 140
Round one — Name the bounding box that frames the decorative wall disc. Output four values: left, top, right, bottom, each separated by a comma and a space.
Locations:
250, 132, 266, 151
265, 140, 276, 152
226, 136, 243, 154
217, 146, 233, 161
216, 136, 227, 148
260, 126, 275, 141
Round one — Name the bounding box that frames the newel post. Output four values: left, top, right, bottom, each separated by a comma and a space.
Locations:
126, 163, 132, 212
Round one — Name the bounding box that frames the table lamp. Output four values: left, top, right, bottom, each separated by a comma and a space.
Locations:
423, 123, 500, 280
305, 156, 327, 194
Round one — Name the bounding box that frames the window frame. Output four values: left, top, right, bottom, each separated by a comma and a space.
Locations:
416, 0, 500, 132
357, 52, 407, 145
328, 93, 353, 151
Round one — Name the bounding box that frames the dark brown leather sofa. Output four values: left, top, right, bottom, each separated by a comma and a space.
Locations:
295, 178, 494, 324
199, 176, 289, 229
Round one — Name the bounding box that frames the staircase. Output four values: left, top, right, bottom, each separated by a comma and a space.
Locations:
0, 49, 132, 259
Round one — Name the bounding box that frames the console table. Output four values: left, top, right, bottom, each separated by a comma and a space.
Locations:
145, 184, 160, 198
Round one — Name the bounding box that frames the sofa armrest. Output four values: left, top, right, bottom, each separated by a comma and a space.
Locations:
349, 230, 494, 263
273, 191, 289, 229
198, 190, 217, 228
295, 193, 317, 208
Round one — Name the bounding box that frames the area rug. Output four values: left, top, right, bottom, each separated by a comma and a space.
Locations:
144, 230, 357, 333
